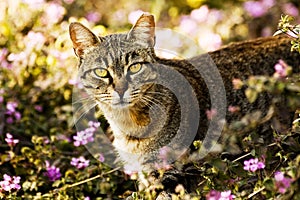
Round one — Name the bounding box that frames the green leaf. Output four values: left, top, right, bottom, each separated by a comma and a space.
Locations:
245, 88, 258, 103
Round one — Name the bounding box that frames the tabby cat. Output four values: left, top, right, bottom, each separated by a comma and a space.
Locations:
69, 13, 300, 194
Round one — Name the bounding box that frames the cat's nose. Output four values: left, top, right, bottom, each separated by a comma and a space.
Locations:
114, 81, 128, 99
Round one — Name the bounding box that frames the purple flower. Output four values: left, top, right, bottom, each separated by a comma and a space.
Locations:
206, 190, 235, 200
282, 3, 299, 16
73, 121, 100, 146
5, 101, 21, 123
243, 158, 265, 172
44, 161, 61, 182
34, 105, 43, 112
71, 156, 90, 169
86, 12, 102, 23
274, 171, 293, 194
0, 174, 21, 192
274, 59, 291, 78
244, 0, 274, 18
98, 153, 105, 162
5, 133, 19, 147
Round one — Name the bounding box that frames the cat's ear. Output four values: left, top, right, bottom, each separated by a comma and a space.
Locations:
127, 13, 155, 47
69, 22, 101, 58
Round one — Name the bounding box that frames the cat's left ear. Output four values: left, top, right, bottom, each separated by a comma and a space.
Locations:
127, 13, 155, 47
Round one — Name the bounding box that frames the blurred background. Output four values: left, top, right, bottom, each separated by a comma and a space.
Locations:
0, 0, 299, 199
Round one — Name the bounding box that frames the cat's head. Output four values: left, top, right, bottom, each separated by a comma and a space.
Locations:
69, 14, 159, 111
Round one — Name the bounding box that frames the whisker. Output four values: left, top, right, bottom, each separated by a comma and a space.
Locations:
73, 100, 98, 125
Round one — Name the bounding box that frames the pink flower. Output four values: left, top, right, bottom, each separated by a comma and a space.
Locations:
5, 133, 19, 147
190, 5, 209, 23
244, 0, 274, 18
232, 79, 243, 90
5, 101, 21, 123
274, 171, 293, 194
42, 3, 66, 25
274, 59, 290, 78
228, 106, 240, 113
44, 161, 61, 182
25, 31, 46, 51
71, 156, 90, 169
34, 105, 43, 112
206, 190, 235, 200
243, 158, 265, 172
179, 16, 198, 35
98, 153, 105, 162
282, 3, 299, 16
0, 48, 12, 69
86, 12, 101, 23
206, 109, 217, 120
0, 174, 21, 192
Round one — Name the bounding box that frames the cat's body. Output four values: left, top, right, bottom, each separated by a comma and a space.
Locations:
69, 14, 300, 193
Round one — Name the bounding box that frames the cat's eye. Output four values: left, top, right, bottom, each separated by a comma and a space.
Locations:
94, 68, 108, 78
129, 63, 142, 74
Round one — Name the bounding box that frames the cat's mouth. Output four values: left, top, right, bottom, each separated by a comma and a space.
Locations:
111, 100, 131, 108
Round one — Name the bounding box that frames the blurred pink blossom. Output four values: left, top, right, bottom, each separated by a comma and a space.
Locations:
34, 105, 43, 112
274, 171, 293, 194
98, 153, 105, 162
232, 78, 243, 90
128, 10, 144, 25
206, 190, 235, 200
69, 78, 83, 89
86, 12, 101, 23
190, 5, 209, 23
198, 32, 222, 51
5, 133, 19, 147
0, 174, 21, 192
274, 59, 290, 78
282, 3, 299, 17
63, 0, 75, 4
179, 16, 198, 35
244, 0, 274, 18
206, 109, 217, 120
22, 0, 45, 9
228, 106, 240, 113
0, 48, 12, 69
42, 3, 66, 25
71, 156, 90, 169
26, 31, 46, 51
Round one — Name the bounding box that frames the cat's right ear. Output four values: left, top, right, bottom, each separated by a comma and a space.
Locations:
69, 22, 101, 58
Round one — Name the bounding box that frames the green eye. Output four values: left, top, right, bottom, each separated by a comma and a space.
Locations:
129, 63, 142, 74
94, 68, 108, 78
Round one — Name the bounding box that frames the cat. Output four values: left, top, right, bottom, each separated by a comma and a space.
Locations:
69, 13, 300, 196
